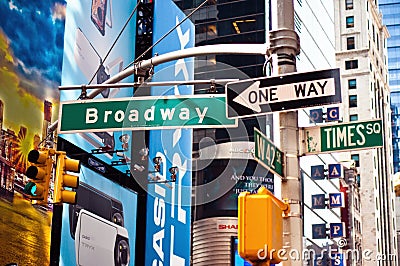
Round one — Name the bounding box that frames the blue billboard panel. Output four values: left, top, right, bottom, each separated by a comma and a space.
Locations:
59, 0, 136, 172
59, 166, 138, 266
59, 1, 138, 265
145, 1, 194, 265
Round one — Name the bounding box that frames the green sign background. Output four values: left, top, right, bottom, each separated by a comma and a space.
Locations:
254, 128, 284, 177
59, 95, 237, 133
305, 119, 383, 153
320, 120, 383, 152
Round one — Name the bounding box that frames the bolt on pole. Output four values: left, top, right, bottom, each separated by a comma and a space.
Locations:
269, 0, 302, 265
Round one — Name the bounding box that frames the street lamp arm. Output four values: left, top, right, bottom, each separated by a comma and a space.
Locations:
49, 43, 269, 134
87, 43, 269, 99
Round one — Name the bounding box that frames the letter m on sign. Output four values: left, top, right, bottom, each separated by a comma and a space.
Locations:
311, 194, 326, 209
329, 193, 344, 208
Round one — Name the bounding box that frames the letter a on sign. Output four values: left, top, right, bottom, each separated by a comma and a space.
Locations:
311, 165, 325, 180
328, 164, 343, 178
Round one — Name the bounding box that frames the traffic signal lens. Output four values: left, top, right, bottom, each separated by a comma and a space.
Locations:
63, 174, 79, 188
23, 181, 43, 196
27, 149, 48, 164
60, 190, 77, 204
25, 166, 38, 179
65, 158, 80, 173
24, 182, 36, 195
27, 150, 40, 163
25, 165, 46, 180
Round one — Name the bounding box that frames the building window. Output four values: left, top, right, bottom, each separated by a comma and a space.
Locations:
345, 60, 358, 69
351, 154, 360, 167
346, 0, 353, 10
346, 16, 354, 28
350, 114, 358, 121
347, 37, 355, 49
349, 95, 357, 107
348, 79, 356, 89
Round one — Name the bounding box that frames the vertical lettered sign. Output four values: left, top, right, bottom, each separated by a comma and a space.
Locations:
145, 1, 194, 265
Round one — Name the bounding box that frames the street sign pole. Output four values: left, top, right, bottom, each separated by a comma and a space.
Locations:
271, 0, 303, 265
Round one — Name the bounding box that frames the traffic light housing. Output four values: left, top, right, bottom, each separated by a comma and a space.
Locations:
24, 148, 54, 203
238, 186, 289, 264
54, 151, 80, 204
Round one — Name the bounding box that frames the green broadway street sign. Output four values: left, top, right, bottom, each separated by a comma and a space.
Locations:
59, 94, 237, 133
254, 128, 284, 177
304, 119, 383, 154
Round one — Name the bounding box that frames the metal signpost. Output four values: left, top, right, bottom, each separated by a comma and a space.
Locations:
226, 68, 341, 119
254, 128, 284, 178
304, 119, 383, 154
58, 94, 237, 133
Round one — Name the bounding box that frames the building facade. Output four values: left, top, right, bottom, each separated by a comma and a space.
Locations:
380, 0, 400, 175
335, 0, 398, 265
172, 0, 398, 265
174, 0, 343, 265
378, 0, 400, 264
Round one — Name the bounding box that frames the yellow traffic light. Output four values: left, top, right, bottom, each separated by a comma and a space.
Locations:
238, 186, 289, 264
24, 148, 54, 203
54, 151, 80, 204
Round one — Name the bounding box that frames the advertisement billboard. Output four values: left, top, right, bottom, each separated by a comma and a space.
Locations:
144, 1, 194, 265
59, 166, 138, 266
59, 0, 136, 171
59, 1, 139, 265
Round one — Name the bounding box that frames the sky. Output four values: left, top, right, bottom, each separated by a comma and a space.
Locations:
0, 0, 66, 153
0, 4, 67, 262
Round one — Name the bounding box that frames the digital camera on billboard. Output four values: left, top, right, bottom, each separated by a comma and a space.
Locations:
69, 182, 124, 239
75, 209, 130, 266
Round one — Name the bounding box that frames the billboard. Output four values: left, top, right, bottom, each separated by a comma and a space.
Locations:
0, 1, 66, 265
59, 0, 136, 171
59, 166, 138, 266
59, 1, 138, 265
144, 1, 194, 265
195, 158, 274, 219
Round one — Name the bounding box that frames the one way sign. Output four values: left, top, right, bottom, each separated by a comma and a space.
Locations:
226, 68, 341, 118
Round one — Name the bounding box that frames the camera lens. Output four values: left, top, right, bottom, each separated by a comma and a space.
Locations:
116, 239, 130, 266
112, 213, 124, 226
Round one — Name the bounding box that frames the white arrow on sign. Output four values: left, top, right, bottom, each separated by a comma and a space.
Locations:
232, 77, 335, 112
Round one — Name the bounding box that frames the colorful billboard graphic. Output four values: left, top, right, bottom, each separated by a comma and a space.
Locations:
0, 1, 66, 265
59, 166, 138, 266
59, 0, 137, 171
59, 1, 138, 265
145, 1, 194, 265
